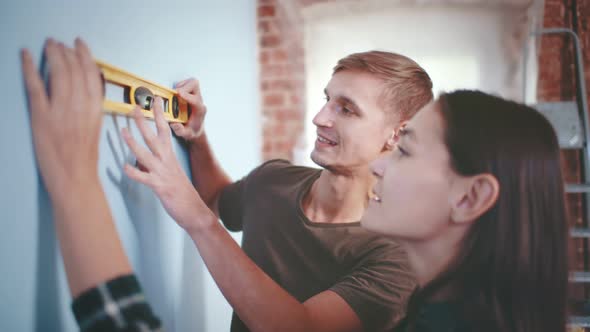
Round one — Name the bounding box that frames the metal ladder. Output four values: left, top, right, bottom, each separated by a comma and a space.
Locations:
523, 28, 590, 329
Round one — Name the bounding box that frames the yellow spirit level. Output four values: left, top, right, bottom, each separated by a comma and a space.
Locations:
97, 60, 190, 123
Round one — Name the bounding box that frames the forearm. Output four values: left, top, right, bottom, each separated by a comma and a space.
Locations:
188, 132, 232, 215
50, 176, 132, 298
188, 218, 313, 332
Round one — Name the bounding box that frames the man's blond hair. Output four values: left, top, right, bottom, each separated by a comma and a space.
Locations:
333, 50, 433, 122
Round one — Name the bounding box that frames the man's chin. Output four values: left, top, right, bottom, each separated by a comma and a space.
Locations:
310, 151, 329, 168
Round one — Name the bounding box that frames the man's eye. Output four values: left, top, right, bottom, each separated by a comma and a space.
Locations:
336, 105, 353, 115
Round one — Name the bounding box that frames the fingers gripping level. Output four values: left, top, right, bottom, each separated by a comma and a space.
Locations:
98, 60, 190, 123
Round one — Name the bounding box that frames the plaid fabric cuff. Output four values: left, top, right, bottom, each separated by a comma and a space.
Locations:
71, 274, 163, 332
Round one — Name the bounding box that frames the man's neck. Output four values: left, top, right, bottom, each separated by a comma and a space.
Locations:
302, 167, 374, 224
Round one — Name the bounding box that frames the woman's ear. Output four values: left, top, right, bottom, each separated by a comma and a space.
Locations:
450, 173, 500, 224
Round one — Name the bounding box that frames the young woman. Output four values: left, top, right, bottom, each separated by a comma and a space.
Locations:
362, 90, 569, 332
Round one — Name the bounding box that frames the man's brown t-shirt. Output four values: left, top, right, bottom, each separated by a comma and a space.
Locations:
219, 159, 415, 331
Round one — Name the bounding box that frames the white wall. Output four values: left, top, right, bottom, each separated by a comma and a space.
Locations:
298, 4, 528, 166
0, 1, 259, 331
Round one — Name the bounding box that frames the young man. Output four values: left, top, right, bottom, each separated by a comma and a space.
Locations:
129, 50, 433, 332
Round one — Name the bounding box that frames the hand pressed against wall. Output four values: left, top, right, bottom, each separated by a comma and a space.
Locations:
22, 38, 103, 197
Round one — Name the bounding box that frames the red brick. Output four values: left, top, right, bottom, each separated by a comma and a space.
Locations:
263, 141, 272, 154
276, 109, 297, 122
263, 125, 272, 137
258, 5, 276, 18
261, 64, 287, 77
258, 20, 272, 34
261, 34, 281, 47
267, 79, 293, 90
275, 140, 290, 153
290, 94, 301, 104
272, 125, 287, 137
264, 93, 285, 107
261, 80, 270, 91
260, 50, 270, 65
272, 49, 289, 62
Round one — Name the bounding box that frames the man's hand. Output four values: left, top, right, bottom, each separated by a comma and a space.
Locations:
22, 38, 103, 198
122, 99, 215, 232
170, 78, 207, 144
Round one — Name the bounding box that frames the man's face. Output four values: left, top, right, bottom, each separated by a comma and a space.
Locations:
310, 70, 396, 174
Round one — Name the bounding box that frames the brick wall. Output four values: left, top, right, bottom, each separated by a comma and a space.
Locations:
258, 0, 305, 161
537, 0, 590, 302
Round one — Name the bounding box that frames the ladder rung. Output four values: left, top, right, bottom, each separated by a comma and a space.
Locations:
566, 184, 590, 193
571, 228, 590, 238
569, 316, 590, 327
571, 272, 590, 282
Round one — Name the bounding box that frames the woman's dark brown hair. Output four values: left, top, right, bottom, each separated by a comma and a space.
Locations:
406, 90, 569, 332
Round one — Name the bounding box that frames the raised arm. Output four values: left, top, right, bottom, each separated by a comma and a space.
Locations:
122, 99, 365, 332
170, 79, 232, 216
22, 38, 161, 331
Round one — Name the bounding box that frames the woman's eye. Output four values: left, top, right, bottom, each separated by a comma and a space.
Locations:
396, 145, 409, 158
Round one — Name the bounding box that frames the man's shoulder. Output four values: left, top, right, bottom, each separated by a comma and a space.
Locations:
336, 231, 411, 282
249, 159, 321, 184
344, 227, 404, 253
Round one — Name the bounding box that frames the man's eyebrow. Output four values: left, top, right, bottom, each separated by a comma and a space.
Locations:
339, 96, 361, 112
323, 88, 362, 114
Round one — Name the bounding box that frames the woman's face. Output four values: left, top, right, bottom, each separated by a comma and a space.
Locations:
361, 102, 462, 241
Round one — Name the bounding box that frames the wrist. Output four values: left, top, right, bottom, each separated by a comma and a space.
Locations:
187, 131, 208, 149
48, 171, 102, 204
185, 209, 218, 239
50, 176, 107, 227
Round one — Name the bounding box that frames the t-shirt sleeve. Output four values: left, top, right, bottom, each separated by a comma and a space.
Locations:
218, 177, 246, 232
329, 242, 416, 331
218, 159, 291, 232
